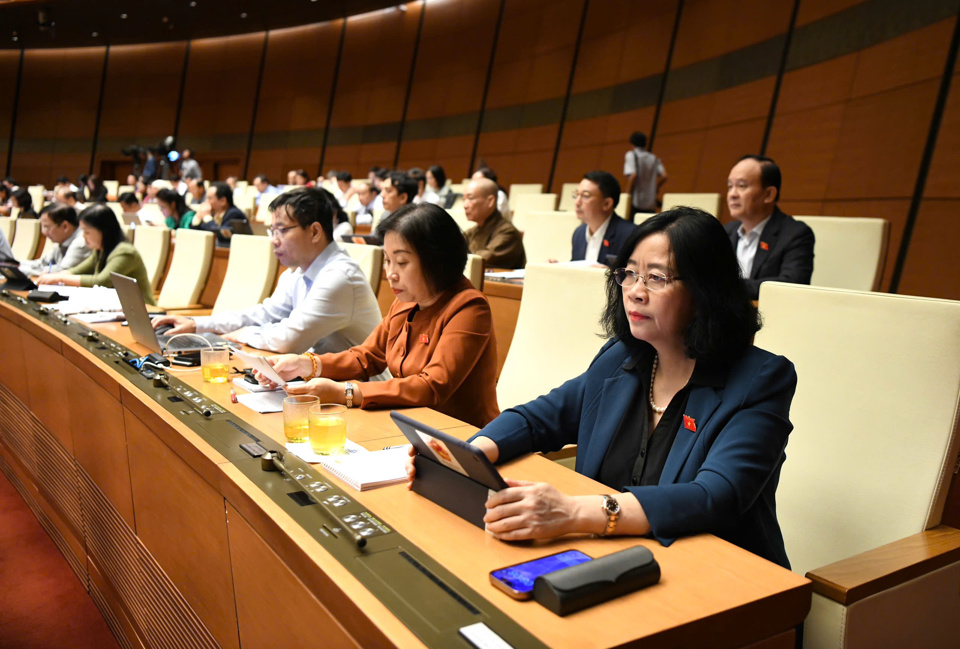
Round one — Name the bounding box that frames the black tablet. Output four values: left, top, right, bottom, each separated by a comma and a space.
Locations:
390, 411, 507, 491
0, 265, 37, 291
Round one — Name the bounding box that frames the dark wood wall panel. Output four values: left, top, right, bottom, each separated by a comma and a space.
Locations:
177, 33, 265, 181
552, 0, 678, 193
323, 3, 423, 177
0, 51, 20, 166
474, 0, 585, 186
94, 42, 188, 182
247, 22, 343, 183
395, 0, 500, 178
10, 47, 105, 186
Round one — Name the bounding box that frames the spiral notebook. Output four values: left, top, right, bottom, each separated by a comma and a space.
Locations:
286, 440, 409, 491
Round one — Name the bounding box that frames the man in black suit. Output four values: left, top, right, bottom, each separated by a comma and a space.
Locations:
571, 170, 637, 266
196, 181, 252, 247
725, 155, 814, 299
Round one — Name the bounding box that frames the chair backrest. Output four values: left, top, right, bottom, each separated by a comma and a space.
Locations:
212, 234, 279, 315
117, 184, 135, 196
794, 216, 889, 291
138, 203, 165, 227
518, 210, 581, 264
27, 185, 45, 213
339, 242, 383, 294
445, 207, 473, 232
557, 183, 579, 212
234, 191, 256, 217
754, 282, 960, 577
157, 229, 215, 308
513, 193, 558, 219
255, 199, 272, 224
132, 226, 172, 291
103, 180, 119, 198
617, 193, 630, 217
497, 263, 609, 409
464, 253, 484, 289
0, 217, 14, 244
11, 218, 41, 261
508, 183, 544, 204
105, 202, 124, 219
661, 193, 721, 217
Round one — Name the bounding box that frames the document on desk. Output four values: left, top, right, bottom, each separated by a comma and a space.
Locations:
234, 379, 305, 413
52, 286, 123, 315
286, 440, 409, 491
484, 269, 525, 281
232, 349, 287, 386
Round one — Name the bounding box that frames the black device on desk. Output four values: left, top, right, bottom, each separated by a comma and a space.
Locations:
0, 265, 38, 291
390, 411, 507, 528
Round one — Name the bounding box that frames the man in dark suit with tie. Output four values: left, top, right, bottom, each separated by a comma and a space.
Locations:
571, 170, 637, 266
724, 155, 814, 300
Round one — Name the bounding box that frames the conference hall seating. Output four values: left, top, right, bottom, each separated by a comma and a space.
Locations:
661, 192, 721, 217
795, 216, 889, 292
131, 226, 171, 292
340, 241, 384, 294
211, 234, 279, 314
515, 210, 580, 263
156, 229, 215, 309
10, 218, 41, 261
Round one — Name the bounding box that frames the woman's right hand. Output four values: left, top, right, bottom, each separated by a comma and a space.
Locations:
253, 354, 315, 387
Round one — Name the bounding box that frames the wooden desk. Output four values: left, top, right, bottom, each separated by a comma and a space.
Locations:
0, 298, 810, 649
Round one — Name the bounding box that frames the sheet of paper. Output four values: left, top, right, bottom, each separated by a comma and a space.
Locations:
232, 349, 287, 386
236, 390, 286, 413
72, 311, 127, 324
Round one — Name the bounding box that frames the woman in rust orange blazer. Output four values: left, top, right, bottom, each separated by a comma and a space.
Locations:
260, 202, 499, 428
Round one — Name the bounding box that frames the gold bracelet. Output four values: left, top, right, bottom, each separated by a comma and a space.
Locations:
303, 352, 318, 380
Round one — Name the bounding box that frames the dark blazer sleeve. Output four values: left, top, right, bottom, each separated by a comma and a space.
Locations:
744, 210, 815, 299
571, 223, 586, 261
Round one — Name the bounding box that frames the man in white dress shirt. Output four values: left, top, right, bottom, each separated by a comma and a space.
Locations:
20, 203, 91, 275
151, 187, 382, 354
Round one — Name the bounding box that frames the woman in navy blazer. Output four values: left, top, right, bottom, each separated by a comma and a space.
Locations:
468, 207, 796, 568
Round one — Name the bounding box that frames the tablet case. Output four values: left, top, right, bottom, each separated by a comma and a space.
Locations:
532, 545, 660, 616
412, 454, 492, 528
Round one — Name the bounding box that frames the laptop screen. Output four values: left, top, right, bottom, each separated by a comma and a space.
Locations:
110, 272, 162, 353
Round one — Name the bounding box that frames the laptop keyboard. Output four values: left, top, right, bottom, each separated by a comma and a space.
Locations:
162, 336, 197, 351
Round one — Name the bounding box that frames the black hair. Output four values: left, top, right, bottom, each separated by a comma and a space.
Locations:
737, 154, 782, 202
268, 186, 334, 241
335, 171, 352, 183
361, 181, 379, 196
156, 188, 189, 217
474, 166, 498, 183
629, 132, 647, 148
210, 181, 235, 207
79, 203, 126, 272
254, 174, 270, 184
376, 202, 467, 294
600, 206, 761, 364
3, 176, 15, 185
40, 202, 78, 227
118, 192, 139, 206
427, 165, 447, 189
56, 175, 70, 184
374, 167, 389, 181
582, 170, 622, 208
294, 169, 310, 183
11, 188, 35, 214
387, 171, 418, 204
0, 185, 9, 200
408, 167, 425, 183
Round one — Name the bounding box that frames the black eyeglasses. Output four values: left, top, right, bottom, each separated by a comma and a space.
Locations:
613, 268, 680, 291
267, 224, 301, 239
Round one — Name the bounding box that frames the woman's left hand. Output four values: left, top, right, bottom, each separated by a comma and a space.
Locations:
283, 377, 343, 402
483, 479, 584, 541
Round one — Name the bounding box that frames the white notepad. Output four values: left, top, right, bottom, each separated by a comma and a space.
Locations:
286, 440, 408, 491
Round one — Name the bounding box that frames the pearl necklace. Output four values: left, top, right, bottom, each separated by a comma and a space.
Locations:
648, 354, 666, 415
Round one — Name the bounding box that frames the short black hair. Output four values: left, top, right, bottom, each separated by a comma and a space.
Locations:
428, 165, 446, 188
388, 171, 418, 204
254, 174, 270, 184
268, 186, 334, 241
738, 154, 782, 202
408, 167, 425, 182
3, 176, 15, 185
294, 169, 310, 182
210, 181, 235, 207
601, 206, 761, 364
118, 192, 139, 206
40, 202, 78, 227
629, 132, 647, 148
474, 166, 498, 183
79, 204, 126, 272
374, 167, 389, 181
582, 170, 622, 209
11, 188, 34, 212
335, 171, 352, 183
56, 175, 70, 184
376, 203, 467, 294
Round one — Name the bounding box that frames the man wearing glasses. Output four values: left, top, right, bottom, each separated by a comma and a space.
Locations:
151, 187, 381, 354
571, 170, 637, 266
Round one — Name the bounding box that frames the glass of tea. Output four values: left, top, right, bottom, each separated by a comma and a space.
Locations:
309, 403, 348, 455
282, 395, 318, 444
200, 346, 230, 383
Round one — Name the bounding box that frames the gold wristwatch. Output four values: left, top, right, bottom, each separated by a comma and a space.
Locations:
600, 495, 620, 536
344, 382, 356, 408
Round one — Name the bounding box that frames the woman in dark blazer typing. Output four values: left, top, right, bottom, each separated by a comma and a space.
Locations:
454, 207, 797, 568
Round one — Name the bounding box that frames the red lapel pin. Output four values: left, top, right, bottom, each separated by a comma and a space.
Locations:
419, 334, 429, 344
759, 241, 769, 251
603, 239, 610, 247
683, 415, 697, 432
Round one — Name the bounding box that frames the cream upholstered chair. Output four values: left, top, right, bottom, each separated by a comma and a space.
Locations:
616, 193, 630, 217
557, 182, 579, 212
0, 217, 14, 245
27, 185, 45, 212
117, 184, 135, 196
11, 218, 41, 261
340, 242, 383, 294
156, 229, 215, 309
132, 226, 171, 291
517, 210, 581, 264
445, 207, 473, 233
138, 203, 165, 227
106, 202, 124, 219
497, 263, 608, 410
662, 193, 721, 217
211, 234, 278, 315
513, 193, 558, 218
754, 282, 960, 649
508, 183, 543, 204
794, 216, 889, 291
464, 253, 483, 289
103, 180, 119, 198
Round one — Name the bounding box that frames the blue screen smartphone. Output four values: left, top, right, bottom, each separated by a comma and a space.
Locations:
489, 550, 592, 599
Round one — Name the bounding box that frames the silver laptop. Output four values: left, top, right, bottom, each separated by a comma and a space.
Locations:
111, 272, 232, 354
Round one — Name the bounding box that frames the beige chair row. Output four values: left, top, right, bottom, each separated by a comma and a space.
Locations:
0, 216, 42, 261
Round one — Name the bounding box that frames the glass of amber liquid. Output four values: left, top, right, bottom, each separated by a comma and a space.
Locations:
309, 404, 348, 455
200, 347, 230, 383
282, 395, 318, 444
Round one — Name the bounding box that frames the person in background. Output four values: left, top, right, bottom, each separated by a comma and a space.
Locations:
10, 188, 37, 218
36, 204, 155, 305
152, 187, 381, 354
2, 177, 18, 192
156, 188, 195, 229
185, 178, 206, 207
408, 168, 435, 205
195, 181, 252, 246
624, 131, 666, 221
77, 174, 89, 201
294, 170, 311, 187
286, 169, 298, 186
334, 171, 355, 208
571, 171, 637, 266
0, 185, 11, 216
141, 150, 158, 183
125, 173, 137, 186
463, 177, 525, 269
20, 203, 90, 275
354, 182, 382, 226
118, 192, 141, 223
134, 177, 148, 201
54, 186, 85, 212
224, 176, 239, 191
56, 175, 79, 193
380, 171, 417, 219
253, 174, 280, 207
432, 207, 795, 570
472, 167, 511, 220
258, 202, 500, 429
86, 175, 108, 203
332, 199, 354, 241
179, 147, 202, 181
426, 165, 449, 207
0, 229, 13, 262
